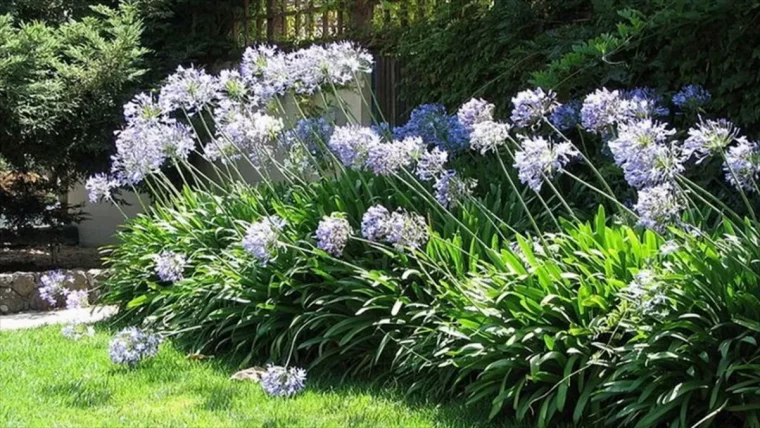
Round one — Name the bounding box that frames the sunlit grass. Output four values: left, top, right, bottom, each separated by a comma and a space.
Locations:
0, 325, 528, 428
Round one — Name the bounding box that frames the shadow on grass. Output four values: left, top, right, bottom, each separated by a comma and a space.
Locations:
45, 377, 114, 408
93, 322, 575, 428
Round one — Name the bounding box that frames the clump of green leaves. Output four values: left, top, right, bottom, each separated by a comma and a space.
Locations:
0, 3, 147, 228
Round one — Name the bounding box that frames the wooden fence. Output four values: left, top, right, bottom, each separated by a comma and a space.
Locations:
230, 0, 462, 46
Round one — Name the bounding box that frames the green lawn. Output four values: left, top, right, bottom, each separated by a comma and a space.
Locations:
0, 325, 517, 428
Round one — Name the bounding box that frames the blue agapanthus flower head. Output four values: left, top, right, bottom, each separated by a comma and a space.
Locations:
434, 170, 476, 208
386, 210, 429, 251
328, 125, 381, 169
622, 87, 669, 118
723, 137, 760, 192
261, 365, 307, 397
361, 205, 391, 242
365, 136, 423, 176
510, 88, 558, 129
608, 119, 681, 189
109, 327, 162, 366
38, 270, 73, 306
672, 84, 711, 111
279, 117, 334, 154
159, 65, 220, 115
457, 98, 495, 133
581, 88, 630, 134
415, 147, 448, 181
394, 104, 468, 153
514, 136, 579, 191
154, 251, 186, 283
243, 216, 287, 265
683, 118, 741, 161
549, 100, 581, 131
634, 183, 683, 232
316, 213, 352, 257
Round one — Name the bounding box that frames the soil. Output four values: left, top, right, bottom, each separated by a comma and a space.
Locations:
0, 245, 104, 272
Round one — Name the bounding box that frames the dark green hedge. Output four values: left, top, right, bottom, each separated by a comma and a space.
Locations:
385, 0, 760, 132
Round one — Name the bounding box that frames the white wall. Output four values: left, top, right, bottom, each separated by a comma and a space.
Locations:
68, 184, 148, 247
71, 83, 372, 248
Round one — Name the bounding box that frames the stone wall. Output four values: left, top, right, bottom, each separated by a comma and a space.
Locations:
0, 269, 107, 314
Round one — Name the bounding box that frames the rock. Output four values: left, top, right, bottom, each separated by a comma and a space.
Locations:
28, 293, 55, 311
0, 288, 25, 313
71, 270, 88, 291
0, 274, 12, 288
230, 366, 267, 382
11, 273, 36, 297
87, 269, 109, 303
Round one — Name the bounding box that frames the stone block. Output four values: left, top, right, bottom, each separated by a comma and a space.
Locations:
0, 274, 12, 288
11, 273, 36, 297
71, 270, 89, 291
0, 288, 24, 314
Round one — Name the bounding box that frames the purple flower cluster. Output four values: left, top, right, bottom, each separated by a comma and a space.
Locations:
581, 88, 632, 134
434, 170, 477, 208
85, 173, 118, 203
469, 121, 512, 155
159, 66, 220, 115
38, 271, 73, 306
457, 98, 494, 132
109, 327, 163, 366
415, 147, 449, 181
61, 323, 95, 341
361, 205, 428, 250
123, 92, 162, 125
608, 119, 682, 189
386, 210, 429, 250
394, 104, 469, 153
510, 88, 558, 129
683, 118, 740, 161
316, 213, 352, 257
723, 138, 760, 191
672, 84, 711, 110
243, 216, 287, 265
366, 137, 424, 176
260, 365, 307, 397
205, 110, 284, 165
620, 270, 669, 316
514, 136, 579, 191
240, 42, 373, 102
279, 117, 334, 154
65, 289, 90, 310
623, 87, 669, 118
549, 101, 581, 131
634, 183, 683, 232
111, 118, 194, 185
328, 125, 381, 169
154, 251, 187, 282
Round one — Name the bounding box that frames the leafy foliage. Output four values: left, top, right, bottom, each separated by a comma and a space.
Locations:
387, 0, 760, 133
0, 2, 147, 229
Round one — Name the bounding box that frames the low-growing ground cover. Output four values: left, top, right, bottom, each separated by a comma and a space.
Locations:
0, 325, 523, 428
